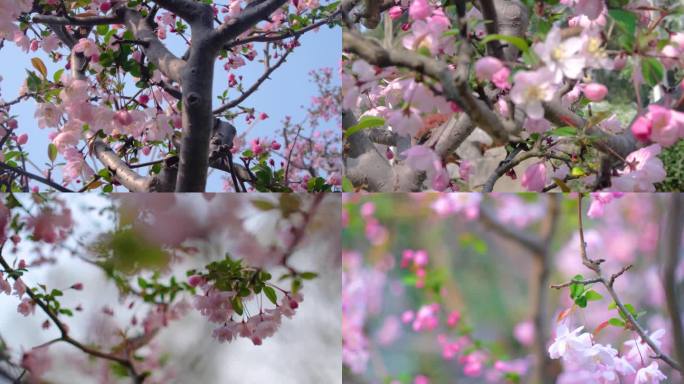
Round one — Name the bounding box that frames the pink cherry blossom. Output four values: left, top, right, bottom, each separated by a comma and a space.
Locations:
388, 107, 423, 137
646, 105, 684, 147
408, 0, 431, 20
430, 194, 481, 219
35, 103, 63, 129
631, 115, 653, 142
587, 192, 623, 218
521, 162, 547, 192
635, 361, 666, 383
611, 144, 666, 192
491, 67, 511, 89
21, 347, 52, 380
510, 68, 556, 119
17, 297, 35, 316
548, 323, 592, 360
412, 303, 440, 332
474, 57, 503, 82
533, 27, 586, 83
73, 38, 99, 59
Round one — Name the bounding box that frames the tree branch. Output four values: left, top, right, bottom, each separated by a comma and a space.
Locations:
0, 162, 73, 192
213, 40, 296, 115
151, 0, 209, 23
0, 246, 144, 383
476, 0, 504, 59
478, 204, 545, 255
32, 14, 123, 26
210, 0, 290, 49
118, 8, 186, 83
91, 140, 155, 192
342, 30, 512, 145
662, 194, 684, 370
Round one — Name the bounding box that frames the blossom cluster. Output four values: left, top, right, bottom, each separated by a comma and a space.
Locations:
343, 0, 683, 192
190, 274, 302, 346
549, 322, 668, 383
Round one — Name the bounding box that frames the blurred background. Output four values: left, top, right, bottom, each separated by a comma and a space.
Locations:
342, 193, 683, 383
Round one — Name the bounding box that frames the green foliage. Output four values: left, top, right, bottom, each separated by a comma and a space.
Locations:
93, 229, 170, 274
641, 58, 665, 87
608, 10, 637, 51
655, 140, 684, 192
568, 275, 602, 308
344, 116, 386, 139
136, 274, 194, 304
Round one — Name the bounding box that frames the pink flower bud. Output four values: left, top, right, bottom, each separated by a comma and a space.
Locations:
289, 299, 299, 310
7, 119, 18, 129
138, 94, 150, 105
388, 6, 403, 19
631, 115, 652, 142
71, 283, 84, 290
100, 1, 111, 12
188, 275, 204, 287
613, 53, 627, 70
521, 162, 547, 192
386, 148, 394, 159
583, 83, 608, 102
16, 134, 28, 145
115, 110, 133, 126
271, 141, 281, 150
259, 112, 269, 120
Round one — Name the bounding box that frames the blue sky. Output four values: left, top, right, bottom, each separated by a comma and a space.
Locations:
0, 21, 340, 191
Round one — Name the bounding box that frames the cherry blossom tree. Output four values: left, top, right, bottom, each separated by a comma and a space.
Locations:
342, 193, 684, 384
342, 0, 684, 192
0, 193, 340, 382
0, 0, 341, 192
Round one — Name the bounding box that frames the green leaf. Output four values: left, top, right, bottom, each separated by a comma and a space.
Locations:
571, 167, 586, 177
548, 126, 577, 137
344, 116, 386, 139
608, 10, 637, 38
263, 286, 277, 305
641, 58, 664, 87
53, 69, 65, 84
252, 199, 277, 211
608, 317, 626, 327
575, 295, 588, 308
569, 274, 584, 299
480, 34, 530, 54
48, 144, 58, 162
583, 290, 603, 302
231, 297, 244, 315
342, 176, 354, 192
31, 58, 48, 79
300, 272, 318, 280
